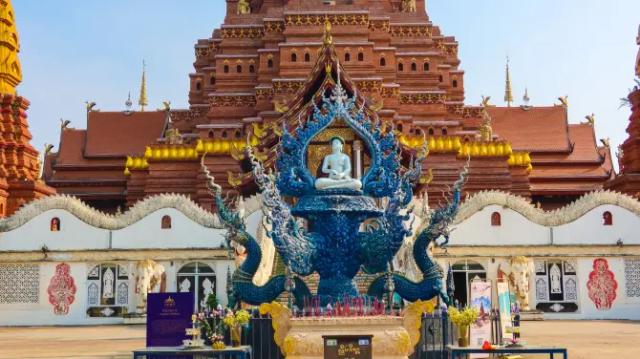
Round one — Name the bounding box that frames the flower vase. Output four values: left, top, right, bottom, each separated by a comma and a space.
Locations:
457, 325, 469, 347
230, 325, 242, 347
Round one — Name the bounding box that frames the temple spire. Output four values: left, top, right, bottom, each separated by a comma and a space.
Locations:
504, 57, 514, 107
0, 0, 22, 95
138, 60, 148, 112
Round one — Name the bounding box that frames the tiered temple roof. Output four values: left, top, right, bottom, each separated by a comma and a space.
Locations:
43, 0, 614, 211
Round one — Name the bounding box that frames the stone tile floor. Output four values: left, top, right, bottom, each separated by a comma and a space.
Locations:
0, 321, 638, 358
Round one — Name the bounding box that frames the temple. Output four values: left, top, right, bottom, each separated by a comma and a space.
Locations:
1, 0, 640, 328
0, 0, 54, 216
37, 0, 613, 212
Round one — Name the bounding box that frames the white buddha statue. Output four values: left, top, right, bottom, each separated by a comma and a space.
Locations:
314, 137, 362, 191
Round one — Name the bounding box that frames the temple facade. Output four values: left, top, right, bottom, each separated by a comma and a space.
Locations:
42, 0, 612, 212
1, 0, 640, 326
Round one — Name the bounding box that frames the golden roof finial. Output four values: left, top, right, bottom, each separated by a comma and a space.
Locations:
504, 57, 514, 107
479, 109, 493, 142
0, 0, 22, 95
322, 20, 333, 46
138, 60, 148, 112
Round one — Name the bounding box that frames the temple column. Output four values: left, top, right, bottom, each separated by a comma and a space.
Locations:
353, 140, 363, 179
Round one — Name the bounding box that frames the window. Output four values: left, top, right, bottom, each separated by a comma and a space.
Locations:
344, 53, 351, 62
428, 128, 435, 136
86, 263, 130, 317
209, 76, 215, 85
398, 63, 404, 72
235, 131, 242, 139
221, 131, 228, 139
603, 211, 613, 226
491, 212, 501, 226
304, 53, 310, 62
411, 63, 417, 71
379, 57, 386, 67
453, 80, 458, 88
438, 75, 443, 82
0, 203, 4, 216
249, 64, 255, 73
223, 65, 229, 73
195, 82, 201, 91
236, 65, 242, 73
161, 215, 172, 229
208, 131, 214, 139
357, 52, 364, 61
291, 53, 297, 62
397, 123, 403, 132
50, 217, 61, 232
267, 58, 274, 68
177, 262, 216, 310
423, 62, 430, 71
442, 127, 448, 135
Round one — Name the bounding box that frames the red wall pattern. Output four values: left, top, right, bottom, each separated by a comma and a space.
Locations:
47, 263, 77, 315
587, 258, 618, 310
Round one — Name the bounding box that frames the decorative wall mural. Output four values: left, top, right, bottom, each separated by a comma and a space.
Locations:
587, 258, 618, 310
534, 260, 578, 313
47, 263, 77, 315
624, 259, 640, 298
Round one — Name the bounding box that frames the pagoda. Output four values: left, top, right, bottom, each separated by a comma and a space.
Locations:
606, 26, 640, 196
45, 0, 612, 212
0, 0, 55, 217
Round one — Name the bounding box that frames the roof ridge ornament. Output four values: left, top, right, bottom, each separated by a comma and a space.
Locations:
322, 20, 333, 46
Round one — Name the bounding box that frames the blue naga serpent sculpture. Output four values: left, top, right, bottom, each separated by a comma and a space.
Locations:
202, 157, 311, 307
206, 66, 463, 306
367, 167, 468, 305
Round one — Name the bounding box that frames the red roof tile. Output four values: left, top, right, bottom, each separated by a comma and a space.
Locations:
56, 129, 89, 165
488, 106, 570, 152
84, 111, 166, 157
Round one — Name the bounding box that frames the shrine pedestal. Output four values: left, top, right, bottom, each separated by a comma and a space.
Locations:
282, 316, 412, 359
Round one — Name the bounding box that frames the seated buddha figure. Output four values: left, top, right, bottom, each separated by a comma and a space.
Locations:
314, 136, 362, 191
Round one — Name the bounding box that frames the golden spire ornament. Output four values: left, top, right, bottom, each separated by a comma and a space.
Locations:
322, 21, 333, 46
0, 0, 22, 95
138, 60, 148, 112
504, 57, 514, 107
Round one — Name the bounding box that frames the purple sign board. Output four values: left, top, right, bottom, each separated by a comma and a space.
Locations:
146, 292, 194, 347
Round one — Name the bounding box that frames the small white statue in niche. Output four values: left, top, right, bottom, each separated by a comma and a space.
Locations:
314, 136, 362, 191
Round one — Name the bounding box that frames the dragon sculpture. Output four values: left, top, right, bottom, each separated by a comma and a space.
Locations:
202, 157, 311, 307
368, 168, 467, 305
205, 31, 463, 306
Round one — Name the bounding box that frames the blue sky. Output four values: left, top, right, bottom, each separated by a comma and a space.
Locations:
14, 1, 640, 164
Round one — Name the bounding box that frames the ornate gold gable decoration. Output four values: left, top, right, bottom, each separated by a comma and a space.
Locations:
0, 0, 22, 95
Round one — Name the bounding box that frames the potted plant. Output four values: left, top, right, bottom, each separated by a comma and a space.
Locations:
222, 309, 251, 347
449, 307, 479, 347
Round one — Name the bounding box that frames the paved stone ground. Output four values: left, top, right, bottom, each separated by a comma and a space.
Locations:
0, 321, 638, 359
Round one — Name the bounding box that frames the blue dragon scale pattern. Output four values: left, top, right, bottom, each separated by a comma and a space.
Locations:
205, 58, 464, 306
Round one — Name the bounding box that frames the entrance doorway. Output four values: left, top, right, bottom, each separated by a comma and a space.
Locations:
452, 260, 487, 307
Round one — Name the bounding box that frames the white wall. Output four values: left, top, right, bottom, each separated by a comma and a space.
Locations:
0, 208, 227, 252
449, 204, 640, 247
553, 205, 640, 246
450, 205, 550, 246
112, 209, 226, 249
0, 209, 109, 251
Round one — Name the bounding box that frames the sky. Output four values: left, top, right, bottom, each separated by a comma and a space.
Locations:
13, 1, 640, 164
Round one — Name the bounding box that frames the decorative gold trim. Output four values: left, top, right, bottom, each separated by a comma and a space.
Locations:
259, 302, 291, 354
402, 299, 436, 350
